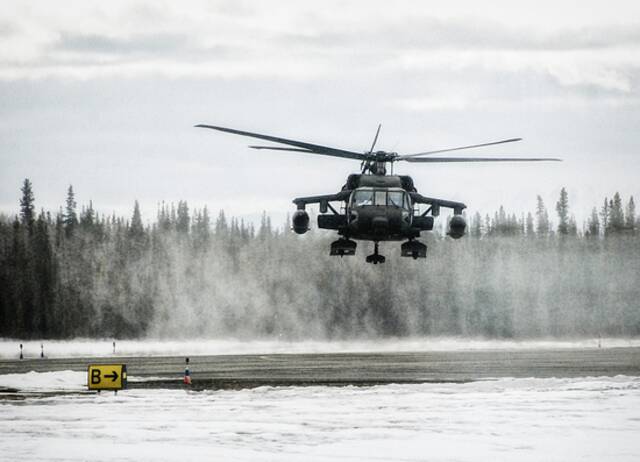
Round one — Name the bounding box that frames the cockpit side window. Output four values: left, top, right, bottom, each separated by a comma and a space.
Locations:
388, 191, 404, 208
404, 194, 411, 211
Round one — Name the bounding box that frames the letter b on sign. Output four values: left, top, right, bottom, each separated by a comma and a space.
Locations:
91, 369, 101, 384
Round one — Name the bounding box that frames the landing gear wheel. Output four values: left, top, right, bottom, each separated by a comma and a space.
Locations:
365, 254, 386, 264
366, 242, 386, 264
330, 238, 357, 257
401, 240, 427, 259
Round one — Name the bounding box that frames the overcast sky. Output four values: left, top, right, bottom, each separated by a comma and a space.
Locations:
1, 0, 639, 227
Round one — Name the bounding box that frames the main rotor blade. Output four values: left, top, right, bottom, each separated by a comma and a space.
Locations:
402, 156, 561, 163
397, 138, 522, 159
250, 145, 315, 153
195, 124, 367, 161
369, 124, 382, 154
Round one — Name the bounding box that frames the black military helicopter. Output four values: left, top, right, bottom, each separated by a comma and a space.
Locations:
196, 124, 560, 264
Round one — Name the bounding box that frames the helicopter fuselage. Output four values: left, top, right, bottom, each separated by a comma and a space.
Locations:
292, 173, 464, 262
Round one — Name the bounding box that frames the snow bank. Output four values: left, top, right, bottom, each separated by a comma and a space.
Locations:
2, 337, 637, 359
0, 370, 86, 391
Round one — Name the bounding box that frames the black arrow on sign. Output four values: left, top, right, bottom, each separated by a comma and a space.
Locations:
104, 370, 119, 382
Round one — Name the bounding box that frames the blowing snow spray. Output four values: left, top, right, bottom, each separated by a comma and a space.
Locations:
184, 357, 191, 385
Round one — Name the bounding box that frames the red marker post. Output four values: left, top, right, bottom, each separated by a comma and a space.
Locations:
184, 357, 192, 385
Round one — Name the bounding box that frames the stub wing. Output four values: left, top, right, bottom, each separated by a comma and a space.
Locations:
409, 192, 466, 215
293, 190, 351, 208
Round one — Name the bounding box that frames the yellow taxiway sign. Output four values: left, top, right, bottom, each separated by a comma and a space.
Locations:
87, 364, 127, 390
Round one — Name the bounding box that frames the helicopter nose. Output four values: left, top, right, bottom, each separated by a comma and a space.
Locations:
371, 216, 389, 235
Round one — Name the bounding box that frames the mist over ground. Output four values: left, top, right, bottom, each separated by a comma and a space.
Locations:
2, 180, 638, 341
4, 338, 640, 361
145, 232, 640, 339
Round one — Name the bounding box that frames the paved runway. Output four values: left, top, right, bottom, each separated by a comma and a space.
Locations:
1, 347, 639, 389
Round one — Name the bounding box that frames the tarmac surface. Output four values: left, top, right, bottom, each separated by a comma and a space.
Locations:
2, 347, 639, 389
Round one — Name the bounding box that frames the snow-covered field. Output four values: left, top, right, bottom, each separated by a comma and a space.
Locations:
2, 337, 637, 359
1, 371, 639, 461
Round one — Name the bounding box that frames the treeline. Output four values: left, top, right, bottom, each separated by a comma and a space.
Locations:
0, 180, 638, 340
466, 189, 636, 238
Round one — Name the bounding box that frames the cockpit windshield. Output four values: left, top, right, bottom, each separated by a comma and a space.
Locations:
352, 189, 410, 210
352, 189, 374, 206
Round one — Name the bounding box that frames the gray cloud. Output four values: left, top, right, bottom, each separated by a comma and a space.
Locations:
55, 32, 193, 56
0, 21, 17, 37
127, 3, 171, 24
277, 17, 640, 52
0, 3, 637, 86
205, 0, 258, 18
51, 31, 246, 67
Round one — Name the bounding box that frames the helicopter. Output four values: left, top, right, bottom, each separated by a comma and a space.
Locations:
196, 124, 560, 264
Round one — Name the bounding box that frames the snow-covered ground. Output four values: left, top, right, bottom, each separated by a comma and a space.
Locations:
0, 370, 86, 391
2, 337, 637, 359
1, 371, 639, 461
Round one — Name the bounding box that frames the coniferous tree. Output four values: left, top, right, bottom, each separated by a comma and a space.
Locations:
80, 200, 95, 231
491, 211, 499, 236
498, 206, 507, 235
587, 207, 600, 238
240, 218, 249, 242
609, 192, 624, 234
258, 211, 272, 240
158, 201, 172, 232
54, 209, 64, 247
215, 210, 228, 236
191, 208, 210, 248
34, 210, 55, 336
201, 206, 212, 243
625, 196, 635, 231
510, 213, 519, 236
535, 195, 549, 237
10, 217, 26, 335
231, 217, 241, 237
130, 200, 144, 239
170, 203, 177, 228
64, 185, 78, 237
556, 187, 569, 235
20, 178, 36, 232
568, 216, 578, 236
176, 200, 190, 234
525, 212, 534, 237
600, 198, 609, 235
